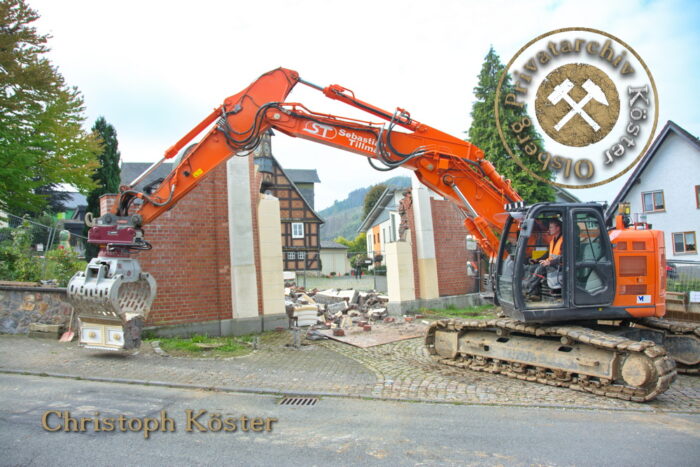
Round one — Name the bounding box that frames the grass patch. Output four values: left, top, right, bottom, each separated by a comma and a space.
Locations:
148, 333, 261, 358
417, 304, 496, 320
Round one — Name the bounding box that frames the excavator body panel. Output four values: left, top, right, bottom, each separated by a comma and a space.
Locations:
495, 202, 664, 323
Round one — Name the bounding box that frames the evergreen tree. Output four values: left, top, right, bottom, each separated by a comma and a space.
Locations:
84, 116, 121, 260
0, 0, 100, 215
468, 47, 554, 203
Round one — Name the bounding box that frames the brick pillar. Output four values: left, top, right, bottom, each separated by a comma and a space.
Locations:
411, 175, 439, 300
99, 194, 118, 216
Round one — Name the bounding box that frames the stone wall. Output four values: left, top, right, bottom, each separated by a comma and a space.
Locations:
0, 285, 72, 334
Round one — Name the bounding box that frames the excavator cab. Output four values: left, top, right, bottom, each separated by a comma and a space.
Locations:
495, 203, 620, 323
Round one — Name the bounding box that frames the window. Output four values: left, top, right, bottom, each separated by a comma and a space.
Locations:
641, 190, 664, 212
287, 252, 296, 260
291, 222, 304, 238
297, 251, 306, 260
672, 232, 697, 254
695, 186, 699, 209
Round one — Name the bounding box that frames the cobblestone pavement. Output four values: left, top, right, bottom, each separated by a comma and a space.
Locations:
0, 333, 698, 412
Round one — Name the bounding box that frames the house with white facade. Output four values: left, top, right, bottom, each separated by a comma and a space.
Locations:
357, 187, 404, 264
607, 120, 700, 261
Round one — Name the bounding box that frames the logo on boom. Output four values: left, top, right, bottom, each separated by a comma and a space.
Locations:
302, 122, 337, 140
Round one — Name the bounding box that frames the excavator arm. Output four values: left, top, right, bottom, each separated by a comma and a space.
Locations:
112, 67, 520, 258
69, 67, 521, 351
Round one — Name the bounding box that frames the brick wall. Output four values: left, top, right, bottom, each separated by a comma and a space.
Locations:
430, 199, 479, 296
404, 194, 421, 299
122, 164, 233, 326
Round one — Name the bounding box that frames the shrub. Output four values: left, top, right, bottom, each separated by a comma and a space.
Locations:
0, 219, 86, 286
44, 248, 87, 286
0, 220, 41, 282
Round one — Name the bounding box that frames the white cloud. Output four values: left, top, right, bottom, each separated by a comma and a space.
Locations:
31, 0, 700, 209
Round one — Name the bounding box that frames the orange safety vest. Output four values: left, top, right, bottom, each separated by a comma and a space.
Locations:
549, 235, 563, 256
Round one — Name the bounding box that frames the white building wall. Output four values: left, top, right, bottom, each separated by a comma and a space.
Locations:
623, 132, 700, 260
320, 249, 350, 275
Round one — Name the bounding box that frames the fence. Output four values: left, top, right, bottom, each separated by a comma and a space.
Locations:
1, 214, 87, 255
666, 259, 700, 321
292, 271, 385, 293
667, 260, 700, 292
0, 214, 88, 284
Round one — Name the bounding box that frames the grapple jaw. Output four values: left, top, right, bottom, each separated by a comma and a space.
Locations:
67, 257, 156, 351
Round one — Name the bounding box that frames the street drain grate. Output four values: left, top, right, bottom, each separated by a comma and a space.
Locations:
279, 396, 318, 406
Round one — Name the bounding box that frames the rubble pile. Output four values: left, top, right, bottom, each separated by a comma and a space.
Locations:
285, 287, 390, 330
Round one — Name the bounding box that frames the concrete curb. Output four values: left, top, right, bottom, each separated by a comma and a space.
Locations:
2, 367, 688, 414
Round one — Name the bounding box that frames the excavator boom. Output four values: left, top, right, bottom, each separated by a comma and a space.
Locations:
126, 68, 519, 258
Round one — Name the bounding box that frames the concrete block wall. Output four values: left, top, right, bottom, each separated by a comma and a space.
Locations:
257, 194, 285, 315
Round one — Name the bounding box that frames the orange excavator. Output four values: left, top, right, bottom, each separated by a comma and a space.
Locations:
67, 68, 698, 401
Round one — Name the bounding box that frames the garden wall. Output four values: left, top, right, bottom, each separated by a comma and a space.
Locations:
0, 283, 72, 334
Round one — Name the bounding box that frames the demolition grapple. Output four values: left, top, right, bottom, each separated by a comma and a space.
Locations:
67, 213, 156, 351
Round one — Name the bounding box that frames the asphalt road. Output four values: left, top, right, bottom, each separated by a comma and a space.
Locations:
1, 374, 698, 466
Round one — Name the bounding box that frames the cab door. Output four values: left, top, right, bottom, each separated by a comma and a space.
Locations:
569, 208, 616, 306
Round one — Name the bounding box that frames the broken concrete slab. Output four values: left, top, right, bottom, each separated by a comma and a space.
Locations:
336, 289, 359, 305
326, 301, 348, 314
313, 291, 347, 305
318, 322, 428, 348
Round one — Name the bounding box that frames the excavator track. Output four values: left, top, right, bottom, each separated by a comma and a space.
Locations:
634, 317, 700, 375
425, 318, 676, 402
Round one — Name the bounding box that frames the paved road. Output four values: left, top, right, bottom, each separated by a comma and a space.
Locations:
2, 373, 699, 466
1, 334, 698, 412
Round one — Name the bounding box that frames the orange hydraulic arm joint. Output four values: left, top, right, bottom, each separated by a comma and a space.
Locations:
95, 67, 520, 261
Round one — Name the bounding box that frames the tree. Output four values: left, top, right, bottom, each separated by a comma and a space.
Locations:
0, 0, 100, 215
468, 47, 554, 203
84, 117, 122, 260
363, 184, 388, 219
334, 232, 366, 255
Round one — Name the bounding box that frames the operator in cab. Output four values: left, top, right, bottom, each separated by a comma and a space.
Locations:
525, 218, 563, 301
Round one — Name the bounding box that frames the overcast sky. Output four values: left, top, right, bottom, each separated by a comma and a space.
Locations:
32, 0, 700, 210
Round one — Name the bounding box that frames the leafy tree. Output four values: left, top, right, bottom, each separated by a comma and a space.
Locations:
84, 116, 122, 260
334, 232, 366, 255
0, 0, 100, 215
468, 47, 554, 203
362, 184, 388, 219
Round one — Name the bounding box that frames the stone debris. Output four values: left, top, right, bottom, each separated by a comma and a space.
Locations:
284, 287, 392, 333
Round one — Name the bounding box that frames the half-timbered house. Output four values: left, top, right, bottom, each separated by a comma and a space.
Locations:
253, 134, 323, 273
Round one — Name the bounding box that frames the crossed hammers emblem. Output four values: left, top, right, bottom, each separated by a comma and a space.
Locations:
548, 78, 609, 132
